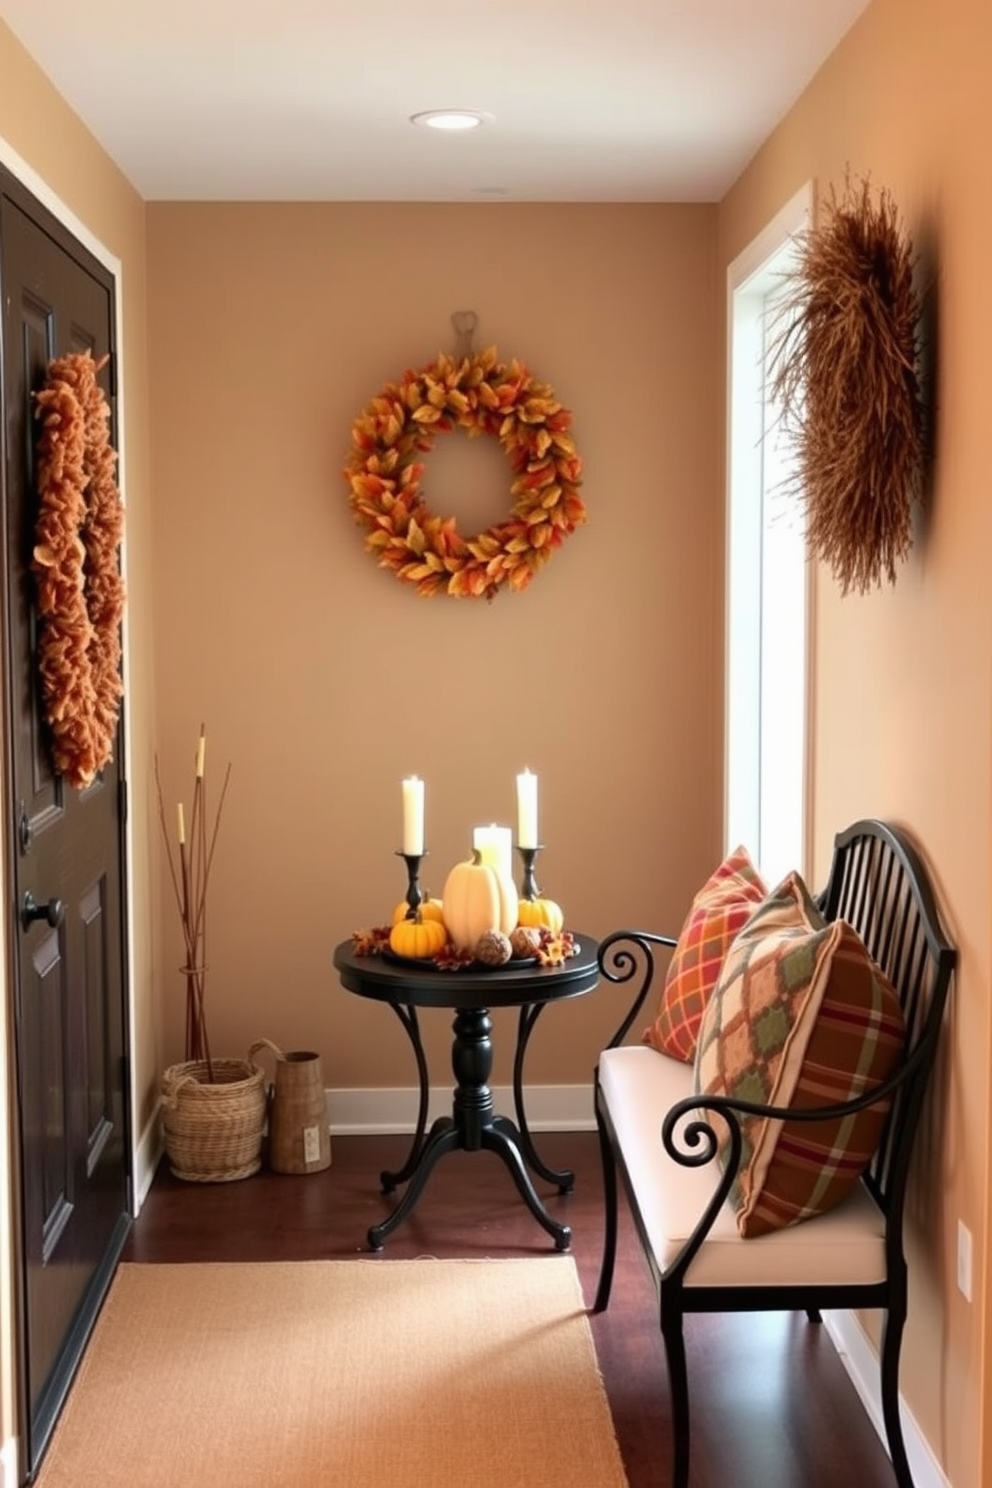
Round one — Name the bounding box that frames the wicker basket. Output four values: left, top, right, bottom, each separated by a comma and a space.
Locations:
160, 1042, 269, 1183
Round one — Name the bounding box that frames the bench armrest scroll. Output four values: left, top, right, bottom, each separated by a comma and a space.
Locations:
597, 930, 678, 1049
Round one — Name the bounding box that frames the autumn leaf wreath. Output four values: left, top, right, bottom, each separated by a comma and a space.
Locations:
343, 346, 586, 600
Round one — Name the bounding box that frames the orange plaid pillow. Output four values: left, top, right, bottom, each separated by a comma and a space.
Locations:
643, 846, 767, 1063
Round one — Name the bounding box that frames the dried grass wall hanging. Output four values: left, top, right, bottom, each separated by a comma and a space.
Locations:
770, 173, 925, 596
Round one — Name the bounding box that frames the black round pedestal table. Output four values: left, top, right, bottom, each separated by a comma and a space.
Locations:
332, 934, 600, 1252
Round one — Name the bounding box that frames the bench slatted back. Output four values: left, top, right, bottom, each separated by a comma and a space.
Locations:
818, 820, 955, 1217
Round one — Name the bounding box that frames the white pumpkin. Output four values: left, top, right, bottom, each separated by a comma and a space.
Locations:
442, 851, 519, 951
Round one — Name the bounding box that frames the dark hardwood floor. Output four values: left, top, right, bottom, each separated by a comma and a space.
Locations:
124, 1131, 898, 1488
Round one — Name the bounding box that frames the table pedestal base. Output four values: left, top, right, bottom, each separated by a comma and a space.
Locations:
368, 1005, 571, 1252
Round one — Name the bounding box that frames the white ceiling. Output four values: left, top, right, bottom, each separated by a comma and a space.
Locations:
0, 1, 869, 203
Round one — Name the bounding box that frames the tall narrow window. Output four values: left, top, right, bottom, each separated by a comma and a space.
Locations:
725, 185, 812, 887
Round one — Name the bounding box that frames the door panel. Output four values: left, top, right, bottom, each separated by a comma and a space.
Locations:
0, 166, 130, 1478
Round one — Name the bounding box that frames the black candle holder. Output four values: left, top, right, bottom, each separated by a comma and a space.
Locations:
515, 844, 544, 902
396, 850, 427, 918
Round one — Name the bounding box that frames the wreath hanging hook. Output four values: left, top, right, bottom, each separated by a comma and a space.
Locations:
450, 310, 478, 360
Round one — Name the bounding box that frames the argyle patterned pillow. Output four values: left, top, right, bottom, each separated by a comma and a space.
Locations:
692, 871, 906, 1237
643, 845, 767, 1063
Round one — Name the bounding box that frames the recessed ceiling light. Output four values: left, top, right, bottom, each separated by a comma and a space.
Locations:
410, 109, 491, 132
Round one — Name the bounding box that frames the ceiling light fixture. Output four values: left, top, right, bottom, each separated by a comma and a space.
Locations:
410, 109, 490, 132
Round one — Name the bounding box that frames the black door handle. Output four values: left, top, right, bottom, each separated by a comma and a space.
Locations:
22, 893, 65, 930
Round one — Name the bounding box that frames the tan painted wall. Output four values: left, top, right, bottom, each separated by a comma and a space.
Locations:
0, 18, 159, 1466
145, 198, 724, 1091
4, 1, 991, 1484
719, 1, 992, 1484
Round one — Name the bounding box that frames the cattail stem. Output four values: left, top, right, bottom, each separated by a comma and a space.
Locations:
155, 731, 231, 1079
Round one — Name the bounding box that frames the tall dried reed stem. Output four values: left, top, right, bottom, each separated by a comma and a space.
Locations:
155, 725, 232, 1079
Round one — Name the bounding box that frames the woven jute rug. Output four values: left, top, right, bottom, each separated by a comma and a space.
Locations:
35, 1257, 628, 1487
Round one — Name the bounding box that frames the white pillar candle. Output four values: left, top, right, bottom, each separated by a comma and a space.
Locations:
473, 823, 513, 885
401, 776, 425, 855
516, 769, 539, 848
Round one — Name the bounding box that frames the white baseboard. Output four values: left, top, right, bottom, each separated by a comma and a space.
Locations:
327, 1082, 597, 1135
823, 1310, 949, 1488
132, 1103, 164, 1214
133, 1082, 595, 1214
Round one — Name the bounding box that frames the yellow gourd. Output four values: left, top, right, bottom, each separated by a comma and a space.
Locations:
388, 913, 448, 959
391, 897, 445, 926
516, 897, 565, 935
442, 851, 519, 951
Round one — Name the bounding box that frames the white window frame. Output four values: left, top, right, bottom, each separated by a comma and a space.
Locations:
725, 183, 814, 886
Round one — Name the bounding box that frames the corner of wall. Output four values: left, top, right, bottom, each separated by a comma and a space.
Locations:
133, 1102, 164, 1213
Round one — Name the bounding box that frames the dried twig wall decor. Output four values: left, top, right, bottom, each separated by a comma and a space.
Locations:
770, 173, 924, 595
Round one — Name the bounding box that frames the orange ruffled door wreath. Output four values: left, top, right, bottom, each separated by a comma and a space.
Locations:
343, 346, 586, 599
32, 351, 125, 789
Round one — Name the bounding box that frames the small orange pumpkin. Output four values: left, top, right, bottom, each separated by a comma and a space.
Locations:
388, 913, 448, 959
391, 897, 445, 926
516, 897, 565, 935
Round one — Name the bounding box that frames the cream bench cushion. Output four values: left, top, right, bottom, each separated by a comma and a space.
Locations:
597, 1043, 887, 1290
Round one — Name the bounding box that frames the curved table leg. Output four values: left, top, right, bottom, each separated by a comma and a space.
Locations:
512, 1004, 575, 1192
380, 1002, 429, 1194
368, 1118, 461, 1250
369, 1004, 572, 1252
485, 1117, 572, 1251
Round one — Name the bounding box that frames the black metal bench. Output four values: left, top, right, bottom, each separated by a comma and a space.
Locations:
594, 818, 956, 1488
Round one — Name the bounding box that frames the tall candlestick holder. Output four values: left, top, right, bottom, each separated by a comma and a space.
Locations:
396, 850, 427, 918
515, 844, 544, 902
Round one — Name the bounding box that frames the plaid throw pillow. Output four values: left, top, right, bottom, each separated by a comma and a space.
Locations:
693, 871, 906, 1238
643, 845, 767, 1063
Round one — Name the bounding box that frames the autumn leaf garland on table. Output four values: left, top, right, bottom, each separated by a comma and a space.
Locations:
343, 346, 586, 600
351, 923, 578, 969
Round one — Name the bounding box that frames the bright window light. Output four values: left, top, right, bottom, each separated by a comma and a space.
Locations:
725, 184, 813, 888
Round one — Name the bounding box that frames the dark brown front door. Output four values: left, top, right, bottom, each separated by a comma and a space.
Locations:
0, 166, 130, 1477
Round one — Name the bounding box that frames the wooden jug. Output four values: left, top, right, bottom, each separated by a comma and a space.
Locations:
260, 1042, 332, 1174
